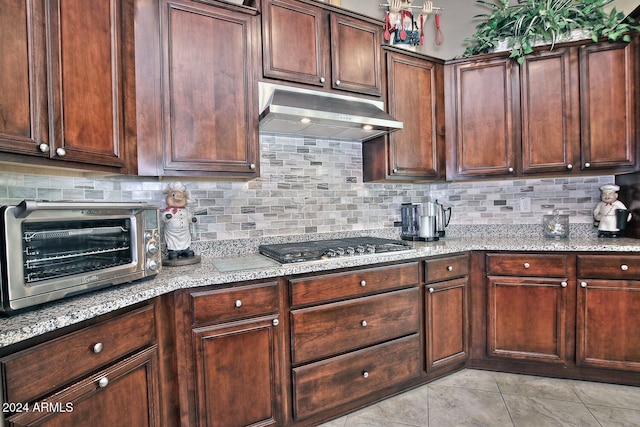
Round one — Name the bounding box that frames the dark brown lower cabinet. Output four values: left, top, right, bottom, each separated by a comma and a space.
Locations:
424, 254, 469, 372
174, 281, 282, 427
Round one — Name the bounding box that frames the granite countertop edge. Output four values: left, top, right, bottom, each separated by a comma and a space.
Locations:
2, 234, 640, 349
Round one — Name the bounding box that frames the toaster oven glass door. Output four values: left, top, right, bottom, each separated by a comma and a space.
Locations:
22, 218, 133, 284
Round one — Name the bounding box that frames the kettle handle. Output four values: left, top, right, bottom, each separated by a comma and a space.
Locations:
444, 207, 452, 227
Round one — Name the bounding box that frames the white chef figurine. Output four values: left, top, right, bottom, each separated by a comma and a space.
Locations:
593, 184, 631, 237
162, 182, 198, 260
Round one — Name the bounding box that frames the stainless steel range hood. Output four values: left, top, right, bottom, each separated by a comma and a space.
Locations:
258, 83, 403, 142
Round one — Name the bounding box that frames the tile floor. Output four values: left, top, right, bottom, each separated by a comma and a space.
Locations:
318, 369, 640, 427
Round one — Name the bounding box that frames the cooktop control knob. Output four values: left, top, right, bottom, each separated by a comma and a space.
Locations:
356, 245, 366, 254
346, 246, 355, 255
366, 244, 376, 254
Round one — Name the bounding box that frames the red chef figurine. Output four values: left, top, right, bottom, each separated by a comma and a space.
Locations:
162, 182, 200, 265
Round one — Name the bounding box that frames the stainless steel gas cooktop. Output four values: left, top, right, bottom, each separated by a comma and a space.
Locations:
258, 237, 413, 264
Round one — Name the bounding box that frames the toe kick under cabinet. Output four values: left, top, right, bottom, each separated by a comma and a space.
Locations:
288, 262, 422, 423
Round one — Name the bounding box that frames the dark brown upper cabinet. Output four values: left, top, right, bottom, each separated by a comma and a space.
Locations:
134, 0, 260, 178
0, 0, 134, 173
261, 0, 383, 97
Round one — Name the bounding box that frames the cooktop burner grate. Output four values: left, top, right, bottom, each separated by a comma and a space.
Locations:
259, 237, 412, 263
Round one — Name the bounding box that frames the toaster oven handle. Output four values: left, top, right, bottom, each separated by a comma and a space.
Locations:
13, 200, 156, 218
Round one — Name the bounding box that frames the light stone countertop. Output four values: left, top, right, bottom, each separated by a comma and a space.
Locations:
2, 233, 640, 350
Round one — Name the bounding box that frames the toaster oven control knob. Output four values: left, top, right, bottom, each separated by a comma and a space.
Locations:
147, 242, 159, 255
145, 232, 152, 241
147, 260, 159, 271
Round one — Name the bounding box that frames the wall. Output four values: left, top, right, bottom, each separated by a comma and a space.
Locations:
340, 0, 640, 60
0, 135, 612, 243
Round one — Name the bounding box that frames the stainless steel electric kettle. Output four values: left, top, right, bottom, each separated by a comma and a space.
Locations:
426, 200, 452, 237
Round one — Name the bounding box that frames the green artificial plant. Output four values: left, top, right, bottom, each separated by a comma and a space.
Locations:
463, 0, 640, 63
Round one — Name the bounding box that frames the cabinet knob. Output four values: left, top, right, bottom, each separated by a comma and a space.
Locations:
98, 377, 109, 388
56, 147, 66, 157
361, 320, 367, 327
360, 280, 366, 287
249, 163, 256, 170
429, 287, 435, 294
621, 264, 629, 271
392, 168, 398, 173
362, 371, 369, 379
560, 281, 568, 288
93, 342, 104, 354
523, 262, 530, 269
508, 167, 514, 173
447, 265, 453, 271
584, 162, 591, 168
581, 281, 588, 288
566, 164, 573, 170
235, 299, 242, 308
39, 143, 50, 153
320, 77, 325, 83
272, 318, 279, 326
335, 80, 341, 86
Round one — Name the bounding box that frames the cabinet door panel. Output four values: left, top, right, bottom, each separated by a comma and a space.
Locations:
580, 41, 636, 171
487, 276, 567, 363
386, 52, 442, 179
0, 0, 48, 156
330, 14, 382, 96
6, 347, 160, 427
193, 319, 280, 427
50, 0, 128, 167
521, 48, 579, 174
425, 277, 468, 371
577, 280, 640, 371
446, 58, 516, 179
160, 0, 258, 175
262, 0, 325, 86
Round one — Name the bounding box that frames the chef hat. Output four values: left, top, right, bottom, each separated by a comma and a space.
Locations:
168, 182, 187, 193
600, 184, 620, 193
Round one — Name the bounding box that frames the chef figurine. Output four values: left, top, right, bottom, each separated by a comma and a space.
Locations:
162, 182, 200, 263
593, 184, 631, 237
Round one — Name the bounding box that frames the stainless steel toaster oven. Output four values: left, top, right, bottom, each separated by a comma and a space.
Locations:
0, 200, 161, 314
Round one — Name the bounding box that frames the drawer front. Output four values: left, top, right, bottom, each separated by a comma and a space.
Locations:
487, 253, 568, 277
291, 287, 420, 365
292, 334, 421, 420
425, 253, 469, 283
290, 262, 419, 307
190, 281, 279, 325
577, 255, 640, 280
2, 304, 156, 404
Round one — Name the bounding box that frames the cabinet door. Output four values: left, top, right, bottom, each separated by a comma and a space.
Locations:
156, 0, 259, 177
192, 318, 281, 427
262, 0, 327, 87
487, 276, 568, 364
330, 13, 382, 96
520, 47, 580, 174
0, 0, 48, 157
579, 40, 637, 172
367, 51, 443, 181
446, 57, 517, 180
425, 277, 468, 372
6, 347, 161, 427
47, 0, 131, 168
576, 279, 640, 371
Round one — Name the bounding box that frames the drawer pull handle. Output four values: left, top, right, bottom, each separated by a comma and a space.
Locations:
523, 263, 530, 269
272, 318, 279, 326
429, 287, 435, 294
447, 266, 453, 271
621, 264, 629, 271
362, 371, 369, 379
360, 280, 366, 287
581, 282, 587, 288
93, 342, 104, 354
235, 300, 242, 308
361, 320, 367, 327
98, 377, 109, 388
560, 281, 568, 288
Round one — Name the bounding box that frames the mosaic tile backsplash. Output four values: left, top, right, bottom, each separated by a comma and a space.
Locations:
0, 135, 614, 242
